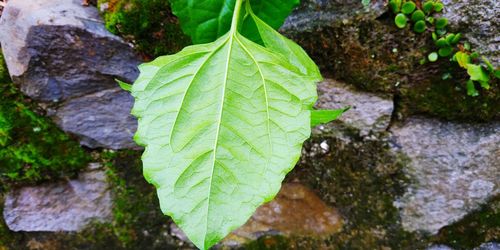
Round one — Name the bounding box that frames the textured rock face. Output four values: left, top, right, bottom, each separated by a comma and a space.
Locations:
3, 163, 112, 232
0, 0, 140, 149
315, 80, 394, 137
170, 183, 343, 248
391, 118, 500, 234
227, 183, 343, 244
0, 0, 139, 102
475, 242, 500, 250
442, 0, 500, 65
282, 0, 500, 121
55, 88, 137, 149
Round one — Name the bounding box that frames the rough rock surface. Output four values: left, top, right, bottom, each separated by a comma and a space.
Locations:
0, 0, 140, 149
169, 183, 343, 248
3, 163, 112, 232
442, 0, 500, 65
315, 79, 394, 137
282, 0, 500, 122
225, 183, 343, 246
427, 245, 455, 250
475, 242, 500, 250
0, 0, 139, 101
283, 0, 499, 87
391, 117, 500, 234
54, 88, 137, 149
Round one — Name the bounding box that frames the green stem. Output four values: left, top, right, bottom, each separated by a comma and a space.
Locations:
230, 0, 244, 33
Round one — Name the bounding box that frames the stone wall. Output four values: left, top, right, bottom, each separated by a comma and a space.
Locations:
0, 0, 498, 249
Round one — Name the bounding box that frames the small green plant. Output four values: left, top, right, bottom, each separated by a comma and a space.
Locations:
387, 0, 499, 96
122, 0, 345, 249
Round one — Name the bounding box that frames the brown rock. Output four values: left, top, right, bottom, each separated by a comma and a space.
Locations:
224, 183, 343, 246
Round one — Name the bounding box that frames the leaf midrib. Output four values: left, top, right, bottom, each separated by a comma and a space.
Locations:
204, 33, 234, 247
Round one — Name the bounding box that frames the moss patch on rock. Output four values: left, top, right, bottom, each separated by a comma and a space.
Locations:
98, 0, 190, 59
282, 10, 499, 122
432, 195, 500, 249
0, 56, 89, 190
0, 150, 187, 250
287, 133, 427, 249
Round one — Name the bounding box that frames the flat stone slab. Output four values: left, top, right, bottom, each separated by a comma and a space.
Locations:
0, 0, 140, 102
55, 88, 137, 149
391, 117, 500, 234
315, 79, 394, 137
3, 163, 112, 232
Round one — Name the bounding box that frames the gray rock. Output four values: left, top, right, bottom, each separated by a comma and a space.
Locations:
314, 79, 394, 137
281, 0, 500, 123
283, 0, 387, 32
442, 0, 500, 65
55, 88, 137, 150
391, 117, 500, 234
427, 245, 455, 250
475, 242, 500, 250
0, 0, 140, 102
3, 163, 112, 232
0, 0, 140, 149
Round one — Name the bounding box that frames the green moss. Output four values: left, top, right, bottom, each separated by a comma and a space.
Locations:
100, 150, 182, 249
399, 62, 500, 121
0, 151, 185, 250
98, 0, 191, 58
432, 196, 500, 249
0, 56, 90, 190
0, 53, 8, 83
289, 135, 426, 249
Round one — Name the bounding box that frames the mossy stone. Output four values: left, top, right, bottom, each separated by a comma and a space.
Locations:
98, 0, 191, 58
0, 52, 89, 190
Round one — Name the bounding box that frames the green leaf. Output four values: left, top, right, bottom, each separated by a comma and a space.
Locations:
467, 64, 490, 82
362, 0, 371, 7
428, 52, 438, 62
413, 20, 427, 33
427, 16, 435, 25
435, 18, 448, 29
389, 0, 402, 13
248, 4, 322, 79
479, 81, 490, 90
311, 108, 350, 127
116, 79, 132, 92
130, 1, 319, 249
436, 38, 449, 48
436, 28, 447, 36
482, 56, 495, 72
411, 10, 425, 22
432, 32, 438, 41
395, 13, 408, 29
466, 80, 479, 96
434, 2, 444, 12
445, 34, 455, 45
170, 0, 300, 44
423, 1, 434, 14
494, 70, 500, 79
451, 33, 462, 44
455, 51, 471, 69
464, 42, 471, 51
438, 47, 453, 57
401, 1, 416, 14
